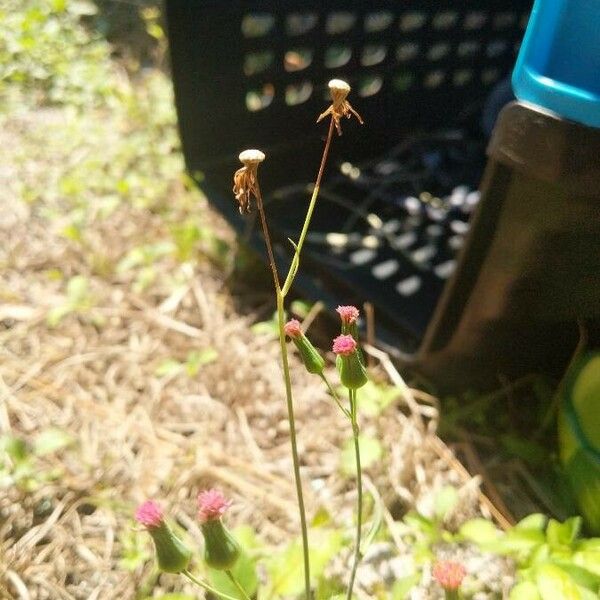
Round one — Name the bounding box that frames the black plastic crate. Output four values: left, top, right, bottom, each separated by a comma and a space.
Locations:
165, 1, 600, 389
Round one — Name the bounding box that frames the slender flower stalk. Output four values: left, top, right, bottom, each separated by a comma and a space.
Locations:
346, 387, 363, 600
232, 79, 361, 600
281, 116, 335, 297
226, 569, 252, 600
182, 569, 242, 600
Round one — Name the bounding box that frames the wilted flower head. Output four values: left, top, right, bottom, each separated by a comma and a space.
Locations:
332, 334, 358, 356
317, 79, 364, 136
432, 560, 467, 591
198, 489, 232, 523
232, 148, 265, 214
336, 305, 359, 325
135, 500, 164, 529
284, 319, 303, 339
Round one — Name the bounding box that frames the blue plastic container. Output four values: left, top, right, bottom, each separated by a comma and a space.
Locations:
512, 0, 600, 128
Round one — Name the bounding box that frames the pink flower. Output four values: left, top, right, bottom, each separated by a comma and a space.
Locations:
198, 489, 232, 523
336, 305, 359, 324
135, 500, 164, 529
432, 560, 467, 591
284, 319, 302, 339
332, 334, 357, 356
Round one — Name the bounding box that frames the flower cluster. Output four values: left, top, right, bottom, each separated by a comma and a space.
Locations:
135, 489, 240, 574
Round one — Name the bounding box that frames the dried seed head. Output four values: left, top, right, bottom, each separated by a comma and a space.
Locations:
328, 79, 351, 99
233, 148, 265, 214
317, 78, 363, 135
238, 148, 265, 166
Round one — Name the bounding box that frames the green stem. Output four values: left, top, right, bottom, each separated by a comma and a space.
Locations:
445, 590, 460, 600
320, 372, 351, 419
255, 175, 310, 600
182, 569, 240, 600
226, 569, 252, 600
346, 388, 362, 600
281, 118, 335, 297
277, 291, 311, 600
256, 116, 337, 600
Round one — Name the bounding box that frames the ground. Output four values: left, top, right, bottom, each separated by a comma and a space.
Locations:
0, 2, 578, 599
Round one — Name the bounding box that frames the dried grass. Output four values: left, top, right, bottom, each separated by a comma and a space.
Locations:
0, 110, 500, 600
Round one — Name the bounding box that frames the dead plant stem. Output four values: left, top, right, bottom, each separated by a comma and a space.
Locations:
255, 181, 281, 292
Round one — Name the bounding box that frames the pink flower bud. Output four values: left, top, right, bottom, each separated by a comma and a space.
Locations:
283, 319, 302, 339
135, 500, 164, 529
134, 500, 192, 573
198, 489, 232, 524
336, 305, 359, 325
432, 560, 467, 591
332, 334, 357, 356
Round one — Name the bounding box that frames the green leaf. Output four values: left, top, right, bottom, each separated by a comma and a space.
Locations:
170, 221, 201, 262
118, 528, 151, 571
66, 275, 90, 304
153, 595, 195, 600
354, 380, 399, 418
251, 314, 278, 337
340, 435, 383, 476
501, 434, 548, 467
459, 518, 501, 546
208, 549, 258, 600
46, 304, 73, 327
552, 560, 600, 592
535, 564, 582, 599
290, 300, 313, 319
510, 581, 541, 600
33, 429, 74, 456
434, 485, 459, 521
264, 528, 342, 598
493, 529, 546, 557
1, 435, 29, 463
185, 348, 218, 375
547, 517, 582, 549
569, 354, 600, 449
573, 550, 600, 577
402, 511, 436, 536
155, 358, 183, 377
311, 506, 332, 528
392, 573, 420, 599
516, 514, 548, 532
